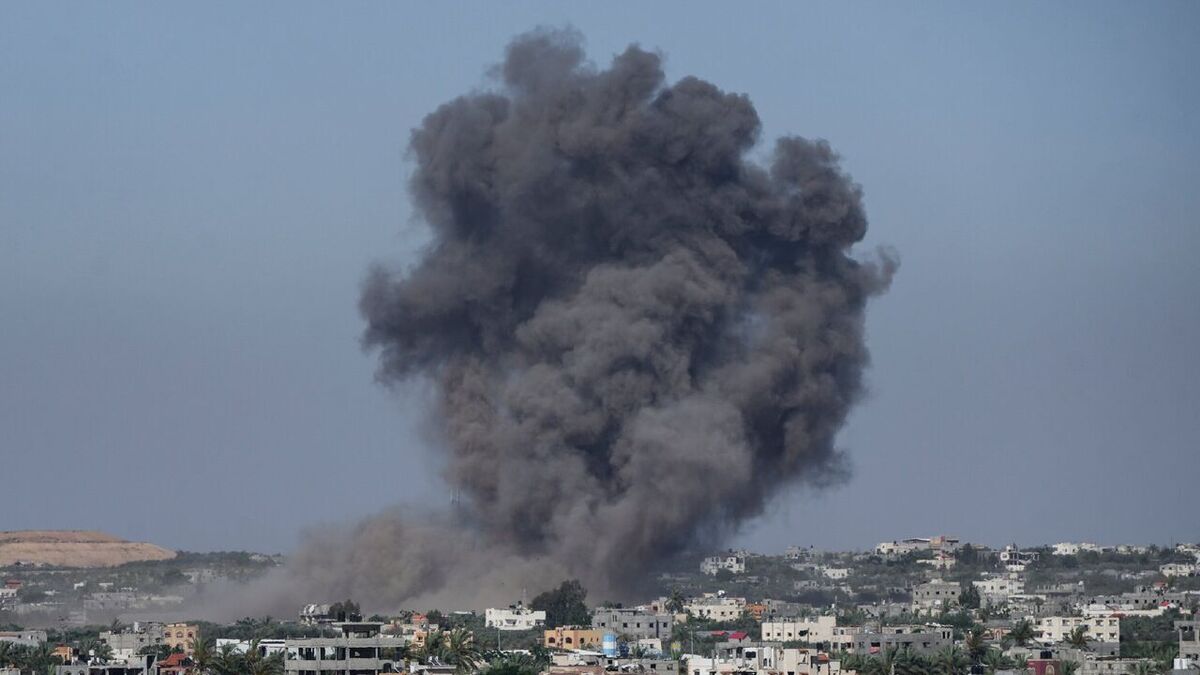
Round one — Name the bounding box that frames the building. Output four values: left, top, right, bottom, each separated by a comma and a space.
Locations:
702, 555, 746, 576
999, 545, 1040, 571
212, 622, 399, 675
1177, 616, 1200, 661
684, 594, 747, 622
875, 539, 930, 557
486, 605, 546, 631
1053, 543, 1105, 556
545, 627, 606, 650
162, 623, 197, 655
1161, 563, 1198, 578
0, 630, 47, 647
1036, 616, 1121, 644
761, 616, 837, 644
911, 580, 960, 613
592, 608, 673, 640
299, 604, 333, 625
99, 624, 164, 660
821, 568, 850, 580
973, 574, 1025, 604
845, 625, 954, 655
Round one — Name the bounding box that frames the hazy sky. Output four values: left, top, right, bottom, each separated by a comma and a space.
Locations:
2, 2, 1197, 555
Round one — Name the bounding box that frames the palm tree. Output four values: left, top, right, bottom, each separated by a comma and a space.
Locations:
865, 646, 899, 675
892, 647, 927, 675
1060, 660, 1080, 675
1065, 626, 1091, 650
440, 627, 483, 674
981, 648, 1016, 675
1131, 660, 1161, 675
964, 625, 987, 663
190, 634, 215, 674
932, 646, 970, 675
1007, 619, 1036, 647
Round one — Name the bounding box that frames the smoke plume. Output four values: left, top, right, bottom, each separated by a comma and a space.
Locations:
292, 28, 894, 608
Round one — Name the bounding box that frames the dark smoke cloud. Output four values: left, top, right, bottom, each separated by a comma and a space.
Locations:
291, 28, 894, 609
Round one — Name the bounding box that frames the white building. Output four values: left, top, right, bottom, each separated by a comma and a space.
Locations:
973, 574, 1025, 603
702, 555, 746, 576
821, 567, 851, 580
1161, 563, 1199, 578
1037, 616, 1121, 644
1052, 543, 1105, 556
485, 605, 546, 631
875, 539, 930, 557
685, 593, 746, 621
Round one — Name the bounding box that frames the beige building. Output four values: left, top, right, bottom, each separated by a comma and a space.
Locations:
544, 627, 605, 650
163, 623, 198, 655
1037, 616, 1121, 644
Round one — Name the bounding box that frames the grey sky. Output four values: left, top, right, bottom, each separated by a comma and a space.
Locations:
2, 2, 1197, 555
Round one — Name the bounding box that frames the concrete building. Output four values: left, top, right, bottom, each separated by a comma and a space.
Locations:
999, 545, 1040, 569
162, 623, 198, 655
875, 539, 929, 557
685, 594, 747, 622
911, 580, 960, 613
99, 624, 164, 661
1161, 563, 1198, 578
702, 555, 746, 576
545, 627, 606, 650
974, 575, 1025, 604
220, 622, 398, 675
0, 630, 47, 647
592, 608, 673, 640
1177, 616, 1200, 661
821, 568, 850, 580
1037, 616, 1121, 644
844, 625, 954, 655
1053, 543, 1105, 556
485, 605, 546, 631
761, 617, 837, 644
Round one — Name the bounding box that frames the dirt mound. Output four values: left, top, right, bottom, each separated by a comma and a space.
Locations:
0, 530, 176, 568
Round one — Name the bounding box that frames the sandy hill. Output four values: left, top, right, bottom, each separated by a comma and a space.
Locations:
0, 530, 175, 568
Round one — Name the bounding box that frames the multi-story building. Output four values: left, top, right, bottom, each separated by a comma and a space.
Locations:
1161, 563, 1198, 578
684, 594, 747, 622
485, 605, 546, 631
99, 624, 164, 660
276, 622, 398, 675
592, 608, 673, 640
761, 616, 837, 644
701, 555, 746, 576
911, 580, 960, 613
844, 625, 953, 655
1036, 616, 1121, 644
875, 539, 930, 557
162, 623, 198, 655
544, 627, 606, 650
973, 574, 1025, 604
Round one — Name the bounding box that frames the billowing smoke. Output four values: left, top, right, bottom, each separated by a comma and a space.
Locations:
291, 28, 894, 608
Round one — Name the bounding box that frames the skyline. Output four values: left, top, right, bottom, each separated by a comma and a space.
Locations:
2, 2, 1198, 555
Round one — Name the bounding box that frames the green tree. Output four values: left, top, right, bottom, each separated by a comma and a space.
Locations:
932, 646, 970, 675
1007, 619, 1036, 647
530, 580, 590, 629
666, 588, 685, 614
981, 648, 1016, 675
964, 625, 987, 662
1066, 625, 1091, 650
191, 634, 215, 674
960, 584, 981, 610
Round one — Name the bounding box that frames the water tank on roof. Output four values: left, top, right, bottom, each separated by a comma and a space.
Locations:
602, 633, 618, 657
